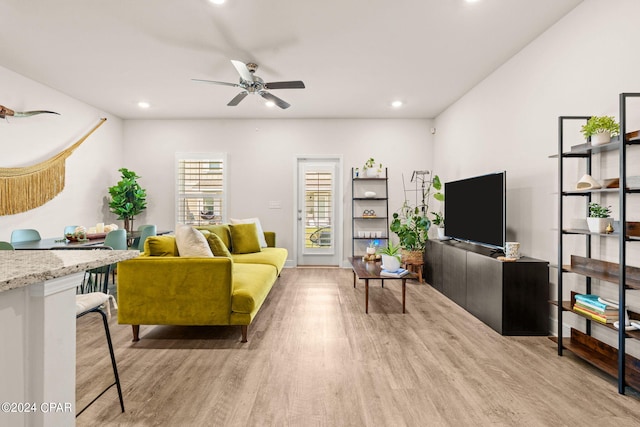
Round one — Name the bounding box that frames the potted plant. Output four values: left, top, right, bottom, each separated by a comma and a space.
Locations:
432, 211, 446, 239
364, 158, 381, 177
587, 202, 612, 233
108, 168, 147, 237
581, 116, 620, 146
390, 173, 443, 263
378, 241, 401, 272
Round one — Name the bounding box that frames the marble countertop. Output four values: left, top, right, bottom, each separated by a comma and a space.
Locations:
0, 250, 140, 293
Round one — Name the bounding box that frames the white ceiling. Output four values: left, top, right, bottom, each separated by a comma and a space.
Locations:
0, 0, 582, 120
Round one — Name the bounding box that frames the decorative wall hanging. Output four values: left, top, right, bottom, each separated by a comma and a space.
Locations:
0, 118, 107, 215
0, 105, 60, 119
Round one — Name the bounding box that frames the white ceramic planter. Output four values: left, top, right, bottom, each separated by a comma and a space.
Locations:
366, 168, 378, 177
591, 131, 611, 146
437, 227, 445, 239
381, 254, 401, 272
587, 217, 609, 233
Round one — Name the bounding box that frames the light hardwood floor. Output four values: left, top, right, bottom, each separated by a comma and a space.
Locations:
76, 268, 640, 426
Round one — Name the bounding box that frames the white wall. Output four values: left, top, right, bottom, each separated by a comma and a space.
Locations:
434, 0, 640, 349
0, 65, 124, 241
123, 118, 434, 265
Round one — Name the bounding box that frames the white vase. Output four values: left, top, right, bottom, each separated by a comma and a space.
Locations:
437, 227, 446, 239
381, 254, 401, 272
591, 131, 611, 146
587, 217, 609, 233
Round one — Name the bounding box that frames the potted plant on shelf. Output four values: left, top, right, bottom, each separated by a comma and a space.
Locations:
581, 116, 620, 146
390, 173, 443, 263
364, 158, 381, 177
587, 202, 612, 233
378, 241, 401, 272
108, 168, 147, 237
432, 211, 446, 239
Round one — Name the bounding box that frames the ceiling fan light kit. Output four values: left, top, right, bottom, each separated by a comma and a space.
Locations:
193, 60, 305, 109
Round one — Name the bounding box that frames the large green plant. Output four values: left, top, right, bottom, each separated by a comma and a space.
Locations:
390, 174, 443, 251
108, 168, 147, 233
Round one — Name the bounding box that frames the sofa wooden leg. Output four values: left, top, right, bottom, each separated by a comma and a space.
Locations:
241, 325, 248, 343
132, 325, 140, 342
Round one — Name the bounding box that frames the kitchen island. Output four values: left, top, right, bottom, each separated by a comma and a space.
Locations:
0, 249, 138, 427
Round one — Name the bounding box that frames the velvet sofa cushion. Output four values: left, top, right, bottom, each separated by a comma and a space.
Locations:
195, 224, 232, 250
206, 232, 232, 257
144, 235, 179, 257
232, 248, 288, 274
229, 223, 261, 254
230, 217, 268, 248
231, 263, 277, 314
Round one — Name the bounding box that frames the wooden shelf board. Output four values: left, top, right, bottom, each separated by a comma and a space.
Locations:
551, 300, 640, 340
564, 256, 640, 290
550, 329, 640, 391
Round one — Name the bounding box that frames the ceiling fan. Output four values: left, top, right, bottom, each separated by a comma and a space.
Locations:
192, 60, 305, 109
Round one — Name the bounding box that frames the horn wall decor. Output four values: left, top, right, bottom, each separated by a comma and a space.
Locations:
0, 104, 60, 119
0, 118, 107, 215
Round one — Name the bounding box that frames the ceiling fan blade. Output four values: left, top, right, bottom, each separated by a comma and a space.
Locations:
260, 92, 291, 109
227, 92, 248, 106
191, 78, 240, 88
264, 81, 305, 90
230, 60, 254, 82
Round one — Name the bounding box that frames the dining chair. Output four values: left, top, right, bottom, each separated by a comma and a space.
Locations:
80, 229, 127, 294
10, 229, 41, 244
135, 224, 157, 252
0, 241, 14, 250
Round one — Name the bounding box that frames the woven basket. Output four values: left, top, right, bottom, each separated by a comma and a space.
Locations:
401, 250, 423, 264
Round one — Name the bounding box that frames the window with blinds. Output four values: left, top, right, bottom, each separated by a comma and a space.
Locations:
176, 154, 226, 225
304, 170, 333, 249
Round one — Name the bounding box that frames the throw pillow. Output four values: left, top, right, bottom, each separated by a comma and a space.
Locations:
175, 225, 214, 257
229, 223, 262, 254
206, 232, 232, 257
230, 217, 267, 248
145, 235, 179, 257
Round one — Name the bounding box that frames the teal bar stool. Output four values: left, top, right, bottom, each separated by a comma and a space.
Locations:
10, 229, 41, 244
0, 241, 14, 250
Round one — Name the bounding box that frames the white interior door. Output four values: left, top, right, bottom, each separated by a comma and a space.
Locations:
296, 158, 341, 266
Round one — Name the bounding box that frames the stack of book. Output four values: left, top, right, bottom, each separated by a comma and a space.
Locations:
380, 268, 410, 278
573, 294, 619, 324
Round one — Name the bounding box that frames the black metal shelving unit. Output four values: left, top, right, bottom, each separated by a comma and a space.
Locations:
351, 167, 389, 258
553, 93, 640, 394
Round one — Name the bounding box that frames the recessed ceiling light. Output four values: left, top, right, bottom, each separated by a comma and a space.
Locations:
138, 101, 150, 109
209, 0, 226, 5
391, 100, 403, 108
265, 101, 275, 108
466, 0, 480, 3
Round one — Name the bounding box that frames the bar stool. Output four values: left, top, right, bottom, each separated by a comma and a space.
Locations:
75, 292, 125, 417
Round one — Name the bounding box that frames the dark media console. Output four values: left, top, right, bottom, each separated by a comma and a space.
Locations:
425, 239, 549, 336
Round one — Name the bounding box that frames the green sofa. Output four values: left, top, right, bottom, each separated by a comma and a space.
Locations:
117, 224, 287, 342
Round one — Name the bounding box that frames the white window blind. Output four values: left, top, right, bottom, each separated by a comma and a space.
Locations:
176, 153, 227, 225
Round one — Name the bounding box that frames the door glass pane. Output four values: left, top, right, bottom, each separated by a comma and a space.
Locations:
304, 170, 333, 249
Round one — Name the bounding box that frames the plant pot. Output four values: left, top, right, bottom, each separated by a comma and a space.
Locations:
381, 254, 401, 272
365, 168, 378, 178
591, 131, 611, 146
587, 217, 610, 233
401, 249, 423, 264
437, 227, 445, 239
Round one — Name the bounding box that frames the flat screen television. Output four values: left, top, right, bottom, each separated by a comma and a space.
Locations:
444, 171, 506, 249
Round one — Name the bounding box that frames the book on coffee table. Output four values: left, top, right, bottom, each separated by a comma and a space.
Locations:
380, 268, 410, 278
